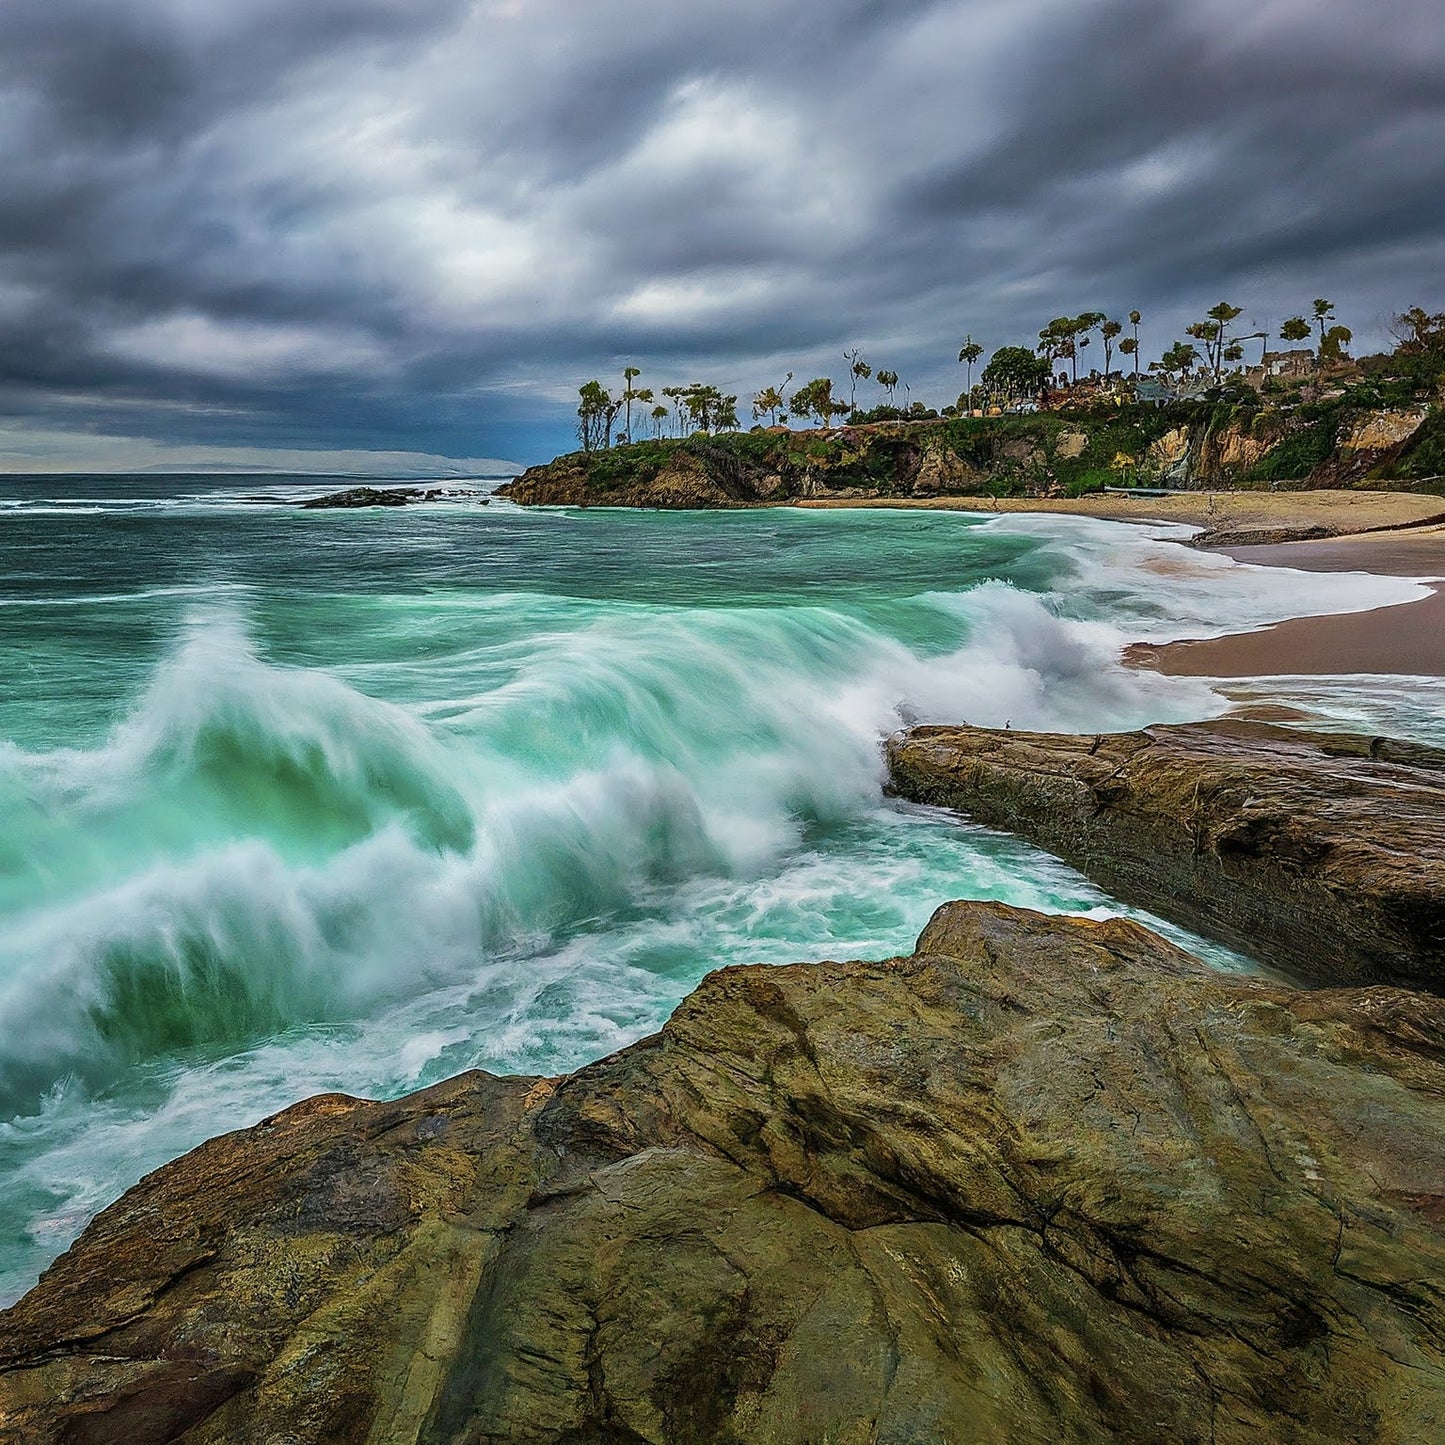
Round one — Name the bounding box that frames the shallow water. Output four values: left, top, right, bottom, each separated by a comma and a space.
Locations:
0, 474, 1435, 1303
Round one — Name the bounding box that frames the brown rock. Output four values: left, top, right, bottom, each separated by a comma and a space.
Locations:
1145, 426, 1191, 479
4, 901, 1445, 1442
887, 719, 1445, 989
1341, 409, 1429, 453
913, 441, 981, 495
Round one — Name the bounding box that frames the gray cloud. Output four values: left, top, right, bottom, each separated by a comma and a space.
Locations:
1, 0, 1442, 470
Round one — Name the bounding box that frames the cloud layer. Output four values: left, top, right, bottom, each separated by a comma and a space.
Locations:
2, 0, 1442, 469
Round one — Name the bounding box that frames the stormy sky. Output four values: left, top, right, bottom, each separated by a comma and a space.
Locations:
1, 0, 1442, 473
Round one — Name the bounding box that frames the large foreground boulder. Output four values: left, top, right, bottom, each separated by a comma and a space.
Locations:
888, 720, 1445, 990
4, 901, 1445, 1443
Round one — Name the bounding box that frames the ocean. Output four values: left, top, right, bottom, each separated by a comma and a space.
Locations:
0, 474, 1437, 1304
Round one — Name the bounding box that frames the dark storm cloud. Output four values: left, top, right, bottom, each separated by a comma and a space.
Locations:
0, 0, 1442, 469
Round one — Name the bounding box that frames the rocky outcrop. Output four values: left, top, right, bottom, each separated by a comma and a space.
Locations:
5, 899, 1445, 1444
501, 446, 788, 509
887, 720, 1445, 990
911, 438, 981, 495
501, 402, 1442, 508
1144, 426, 1192, 482
299, 486, 481, 508
1341, 408, 1430, 454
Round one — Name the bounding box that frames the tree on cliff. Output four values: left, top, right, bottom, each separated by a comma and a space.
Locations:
661, 385, 688, 437
1182, 303, 1243, 377
1387, 307, 1445, 391
844, 349, 872, 411
1155, 341, 1201, 378
1037, 318, 1077, 383
1320, 325, 1353, 364
1186, 320, 1219, 372
789, 377, 848, 429
1118, 335, 1139, 375
876, 369, 900, 408
649, 403, 669, 438
981, 346, 1049, 404
1312, 299, 1336, 351
1100, 320, 1122, 377
577, 381, 621, 451
752, 372, 792, 426
1280, 316, 1313, 349
752, 386, 787, 426
619, 367, 652, 444
677, 383, 736, 434
1073, 312, 1106, 379
957, 337, 983, 413
1390, 306, 1445, 354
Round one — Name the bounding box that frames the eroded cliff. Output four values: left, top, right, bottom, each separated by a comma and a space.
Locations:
500, 402, 1443, 508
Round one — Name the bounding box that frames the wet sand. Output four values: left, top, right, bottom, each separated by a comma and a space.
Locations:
797, 488, 1445, 539
1131, 527, 1445, 678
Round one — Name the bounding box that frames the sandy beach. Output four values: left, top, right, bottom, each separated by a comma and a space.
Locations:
1132, 525, 1445, 678
796, 488, 1445, 542
803, 488, 1445, 677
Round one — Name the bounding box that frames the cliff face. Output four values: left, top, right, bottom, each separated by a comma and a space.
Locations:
887, 720, 1445, 990
5, 899, 1445, 1444
500, 403, 1442, 508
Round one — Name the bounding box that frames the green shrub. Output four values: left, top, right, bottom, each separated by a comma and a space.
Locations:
1064, 468, 1114, 497
1392, 407, 1445, 481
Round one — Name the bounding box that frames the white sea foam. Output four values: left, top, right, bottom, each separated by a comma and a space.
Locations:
3, 505, 1441, 1305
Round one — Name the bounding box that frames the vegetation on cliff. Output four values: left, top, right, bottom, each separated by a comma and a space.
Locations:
502, 390, 1445, 508
535, 300, 1444, 507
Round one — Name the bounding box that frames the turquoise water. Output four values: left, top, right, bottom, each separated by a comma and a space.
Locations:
0, 476, 1435, 1304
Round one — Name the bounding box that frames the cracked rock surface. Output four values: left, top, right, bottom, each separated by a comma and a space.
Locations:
887, 720, 1445, 990
4, 900, 1445, 1443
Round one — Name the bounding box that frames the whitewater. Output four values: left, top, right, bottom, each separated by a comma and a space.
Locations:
0, 474, 1438, 1305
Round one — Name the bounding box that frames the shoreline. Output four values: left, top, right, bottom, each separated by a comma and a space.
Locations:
1132, 526, 1445, 678
795, 488, 1445, 679
792, 487, 1445, 544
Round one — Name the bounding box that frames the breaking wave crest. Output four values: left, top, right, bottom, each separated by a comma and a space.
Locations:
0, 579, 1223, 1108
1, 501, 1433, 1304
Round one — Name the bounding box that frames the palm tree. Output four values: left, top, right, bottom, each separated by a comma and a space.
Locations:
621, 365, 642, 443
1128, 310, 1142, 370
957, 336, 983, 414
1100, 320, 1122, 377
843, 349, 871, 411
1074, 312, 1107, 378
1204, 302, 1244, 376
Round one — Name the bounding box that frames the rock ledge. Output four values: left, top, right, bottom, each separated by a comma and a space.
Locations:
4, 901, 1445, 1443
888, 719, 1445, 989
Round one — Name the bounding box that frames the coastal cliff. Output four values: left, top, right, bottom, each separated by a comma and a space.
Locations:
887, 720, 1445, 990
5, 899, 1445, 1443
500, 400, 1445, 509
